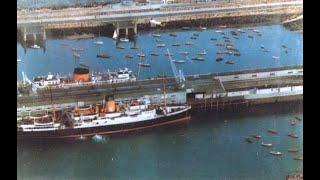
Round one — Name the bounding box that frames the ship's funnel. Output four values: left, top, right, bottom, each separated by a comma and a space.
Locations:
73, 67, 89, 82
106, 100, 116, 113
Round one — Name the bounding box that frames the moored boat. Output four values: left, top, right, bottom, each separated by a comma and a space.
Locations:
261, 142, 273, 147
270, 151, 282, 156
137, 62, 151, 67
288, 133, 298, 138
17, 98, 191, 140
216, 57, 223, 62
96, 54, 110, 58
268, 129, 278, 134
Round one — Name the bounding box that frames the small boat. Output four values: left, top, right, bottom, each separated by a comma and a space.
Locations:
179, 51, 189, 55
261, 142, 273, 147
210, 38, 217, 41
150, 52, 159, 56
223, 36, 229, 39
225, 60, 234, 64
219, 25, 227, 28
272, 56, 280, 59
181, 27, 190, 30
261, 45, 265, 49
96, 54, 110, 58
73, 52, 81, 59
94, 41, 103, 45
269, 151, 282, 156
291, 119, 297, 126
215, 43, 224, 46
137, 62, 151, 67
72, 47, 84, 51
155, 39, 164, 43
152, 34, 161, 37
185, 42, 193, 45
120, 38, 129, 42
226, 45, 234, 50
172, 43, 180, 47
198, 50, 207, 56
251, 134, 262, 139
294, 156, 303, 161
225, 39, 231, 43
295, 116, 302, 121
192, 56, 204, 61
282, 45, 287, 48
125, 55, 133, 59
257, 33, 262, 36
30, 44, 40, 49
169, 33, 177, 37
234, 52, 241, 56
137, 53, 146, 57
248, 27, 254, 31
190, 36, 197, 39
253, 30, 260, 33
193, 33, 199, 37
245, 137, 253, 143
130, 46, 139, 50
215, 30, 222, 33
268, 129, 278, 134
248, 35, 254, 39
200, 27, 207, 30
233, 36, 239, 39
156, 43, 166, 47
288, 147, 299, 153
172, 60, 185, 64
116, 45, 125, 49
237, 29, 245, 33
92, 134, 104, 142
17, 58, 21, 62
225, 51, 233, 55
288, 133, 298, 138
79, 63, 89, 68
216, 51, 224, 54
216, 57, 223, 62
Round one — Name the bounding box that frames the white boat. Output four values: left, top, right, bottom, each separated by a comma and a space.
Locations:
261, 142, 273, 147
272, 56, 280, 59
17, 58, 21, 62
156, 43, 166, 47
179, 51, 189, 55
200, 27, 207, 30
94, 41, 103, 45
152, 34, 161, 37
270, 151, 282, 156
120, 38, 129, 42
215, 30, 222, 33
198, 50, 207, 56
137, 53, 146, 57
172, 60, 185, 64
73, 53, 81, 59
31, 44, 40, 49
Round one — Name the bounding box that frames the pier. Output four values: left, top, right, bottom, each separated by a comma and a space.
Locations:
17, 65, 303, 117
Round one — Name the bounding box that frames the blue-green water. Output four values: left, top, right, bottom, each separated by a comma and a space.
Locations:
17, 25, 303, 80
17, 109, 303, 179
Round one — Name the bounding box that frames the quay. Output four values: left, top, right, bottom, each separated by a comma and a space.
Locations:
17, 65, 303, 118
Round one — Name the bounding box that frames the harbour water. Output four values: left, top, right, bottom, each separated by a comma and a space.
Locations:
17, 25, 303, 81
17, 105, 303, 179
17, 24, 303, 179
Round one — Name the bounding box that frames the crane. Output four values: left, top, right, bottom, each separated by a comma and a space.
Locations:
166, 48, 185, 89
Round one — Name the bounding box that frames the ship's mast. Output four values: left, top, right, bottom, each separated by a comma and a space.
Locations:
163, 76, 167, 111
49, 86, 56, 122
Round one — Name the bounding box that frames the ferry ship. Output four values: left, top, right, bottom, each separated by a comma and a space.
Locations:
31, 67, 136, 90
17, 97, 191, 140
